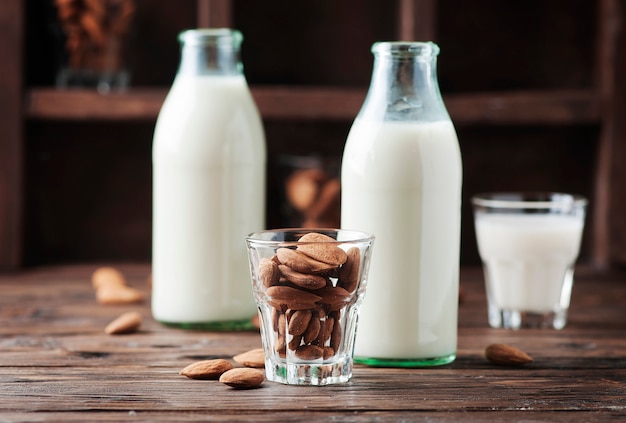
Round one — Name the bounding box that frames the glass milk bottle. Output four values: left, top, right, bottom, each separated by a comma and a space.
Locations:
152, 29, 266, 330
341, 42, 462, 366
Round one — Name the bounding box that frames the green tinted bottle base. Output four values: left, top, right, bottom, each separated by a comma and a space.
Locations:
354, 352, 456, 368
157, 317, 256, 331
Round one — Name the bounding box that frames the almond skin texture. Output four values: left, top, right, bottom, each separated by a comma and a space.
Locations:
219, 368, 265, 389
180, 359, 234, 380
276, 248, 336, 274
295, 344, 324, 360
258, 257, 280, 288
105, 311, 142, 335
278, 264, 328, 290
485, 343, 533, 366
316, 285, 352, 311
296, 232, 347, 266
303, 313, 321, 344
266, 285, 322, 311
288, 309, 312, 336
338, 247, 361, 293
233, 348, 265, 368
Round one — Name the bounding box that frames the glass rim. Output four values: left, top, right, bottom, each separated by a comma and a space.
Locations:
246, 228, 375, 246
471, 192, 588, 209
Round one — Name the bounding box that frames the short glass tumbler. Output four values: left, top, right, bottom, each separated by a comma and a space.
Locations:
246, 229, 374, 385
472, 193, 587, 330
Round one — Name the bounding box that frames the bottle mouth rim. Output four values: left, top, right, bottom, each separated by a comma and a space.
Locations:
178, 28, 243, 46
372, 41, 440, 57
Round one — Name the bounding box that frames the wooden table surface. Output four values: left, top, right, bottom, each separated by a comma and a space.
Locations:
1, 264, 625, 422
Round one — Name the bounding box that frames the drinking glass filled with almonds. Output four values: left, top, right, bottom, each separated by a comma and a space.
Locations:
246, 229, 374, 385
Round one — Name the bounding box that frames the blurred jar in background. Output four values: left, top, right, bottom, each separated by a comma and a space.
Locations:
53, 0, 135, 93
276, 155, 341, 229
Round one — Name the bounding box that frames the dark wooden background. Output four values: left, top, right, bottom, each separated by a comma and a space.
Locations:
1, 0, 625, 270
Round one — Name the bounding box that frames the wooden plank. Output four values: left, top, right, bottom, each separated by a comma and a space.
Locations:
25, 87, 601, 125
0, 0, 24, 270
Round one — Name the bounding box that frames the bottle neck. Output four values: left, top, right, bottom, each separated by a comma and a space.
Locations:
177, 29, 243, 76
363, 42, 448, 121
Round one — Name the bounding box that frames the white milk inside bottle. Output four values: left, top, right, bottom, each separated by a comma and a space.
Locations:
342, 120, 461, 361
341, 42, 462, 366
152, 29, 265, 329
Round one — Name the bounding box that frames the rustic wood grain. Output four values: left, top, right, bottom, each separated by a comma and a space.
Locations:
0, 264, 624, 421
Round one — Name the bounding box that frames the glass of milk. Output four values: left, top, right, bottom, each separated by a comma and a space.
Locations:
246, 229, 374, 385
472, 193, 587, 330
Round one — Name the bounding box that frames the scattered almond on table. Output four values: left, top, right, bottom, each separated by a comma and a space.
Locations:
219, 368, 265, 389
91, 266, 144, 304
180, 349, 266, 388
233, 348, 265, 368
104, 311, 142, 335
485, 343, 533, 366
180, 359, 234, 380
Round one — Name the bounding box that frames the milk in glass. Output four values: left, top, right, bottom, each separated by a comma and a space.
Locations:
475, 214, 584, 313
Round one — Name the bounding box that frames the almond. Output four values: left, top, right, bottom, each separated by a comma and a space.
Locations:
266, 285, 322, 311
338, 247, 361, 293
278, 265, 327, 290
295, 344, 324, 360
297, 232, 347, 266
275, 333, 286, 357
316, 285, 352, 311
303, 313, 321, 344
180, 359, 233, 380
485, 343, 533, 366
288, 334, 303, 351
288, 309, 312, 336
323, 346, 335, 360
314, 316, 334, 345
258, 257, 280, 288
91, 266, 126, 289
219, 368, 265, 389
96, 284, 144, 304
104, 311, 142, 335
233, 348, 265, 368
276, 248, 336, 274
330, 318, 342, 352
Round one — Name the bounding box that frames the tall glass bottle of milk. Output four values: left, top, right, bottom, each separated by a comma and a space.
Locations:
341, 42, 462, 366
152, 29, 266, 330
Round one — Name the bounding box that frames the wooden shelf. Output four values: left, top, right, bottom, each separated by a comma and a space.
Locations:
4, 0, 624, 270
25, 87, 601, 125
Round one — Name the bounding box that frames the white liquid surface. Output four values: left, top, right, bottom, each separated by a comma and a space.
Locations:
341, 120, 462, 359
475, 213, 584, 312
152, 75, 265, 323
